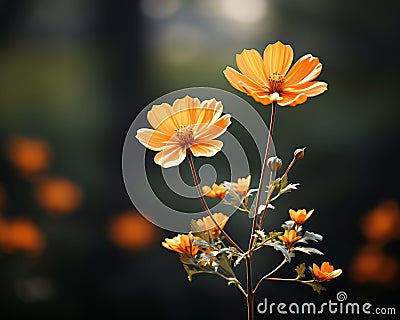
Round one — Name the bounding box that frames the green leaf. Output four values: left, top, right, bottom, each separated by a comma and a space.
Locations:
280, 175, 288, 190
182, 264, 203, 282
218, 254, 237, 279
308, 282, 326, 294
295, 263, 306, 279
273, 242, 291, 262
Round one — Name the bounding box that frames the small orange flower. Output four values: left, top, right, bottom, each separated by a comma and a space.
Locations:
289, 209, 314, 225
162, 233, 199, 256
202, 183, 227, 199
278, 229, 302, 249
231, 175, 251, 197
313, 262, 342, 282
193, 212, 229, 238
223, 41, 327, 106
136, 96, 231, 168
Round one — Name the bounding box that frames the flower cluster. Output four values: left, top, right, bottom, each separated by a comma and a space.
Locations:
135, 41, 341, 320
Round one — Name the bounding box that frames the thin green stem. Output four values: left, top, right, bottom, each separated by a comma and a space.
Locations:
258, 170, 275, 230
187, 152, 243, 254
283, 157, 296, 177
250, 102, 277, 250
257, 277, 314, 284
254, 259, 287, 293
195, 270, 247, 297
245, 256, 254, 320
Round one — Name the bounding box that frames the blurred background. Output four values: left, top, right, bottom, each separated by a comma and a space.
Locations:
0, 0, 399, 319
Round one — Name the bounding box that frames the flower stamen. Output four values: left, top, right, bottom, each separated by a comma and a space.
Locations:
175, 125, 194, 148
268, 72, 285, 92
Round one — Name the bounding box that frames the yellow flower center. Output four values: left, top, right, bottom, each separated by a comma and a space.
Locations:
268, 72, 285, 92
175, 125, 195, 148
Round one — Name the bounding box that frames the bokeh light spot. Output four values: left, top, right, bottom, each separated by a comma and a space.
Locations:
0, 218, 45, 254
140, 0, 183, 19
108, 211, 160, 251
219, 0, 268, 23
35, 178, 83, 215
362, 200, 400, 243
6, 136, 52, 176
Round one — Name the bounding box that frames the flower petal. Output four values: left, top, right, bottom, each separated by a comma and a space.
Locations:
236, 49, 268, 85
196, 98, 223, 125
287, 81, 328, 97
223, 67, 264, 94
195, 115, 231, 140
263, 41, 294, 77
154, 146, 186, 168
136, 128, 171, 151
243, 90, 281, 105
147, 103, 178, 135
171, 96, 200, 127
190, 140, 223, 157
277, 92, 308, 107
284, 54, 323, 87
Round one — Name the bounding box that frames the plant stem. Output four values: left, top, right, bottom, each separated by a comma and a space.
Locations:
254, 259, 287, 293
258, 171, 275, 230
283, 158, 296, 177
187, 152, 243, 254
250, 102, 277, 250
245, 256, 254, 320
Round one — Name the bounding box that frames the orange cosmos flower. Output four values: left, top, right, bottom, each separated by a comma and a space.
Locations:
223, 41, 327, 106
231, 175, 251, 197
202, 183, 227, 199
136, 96, 231, 168
162, 233, 199, 256
193, 212, 229, 239
278, 229, 302, 249
289, 209, 314, 225
312, 262, 342, 282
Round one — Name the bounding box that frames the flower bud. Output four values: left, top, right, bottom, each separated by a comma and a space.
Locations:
267, 156, 282, 171
294, 147, 306, 160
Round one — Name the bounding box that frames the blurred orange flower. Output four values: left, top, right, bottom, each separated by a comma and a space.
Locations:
162, 233, 199, 256
193, 212, 229, 239
231, 175, 251, 197
108, 211, 159, 251
6, 136, 52, 175
278, 229, 301, 249
202, 183, 227, 199
224, 41, 327, 106
289, 209, 314, 225
362, 200, 400, 243
350, 245, 398, 285
136, 96, 231, 168
0, 218, 45, 254
312, 262, 342, 282
35, 178, 83, 215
